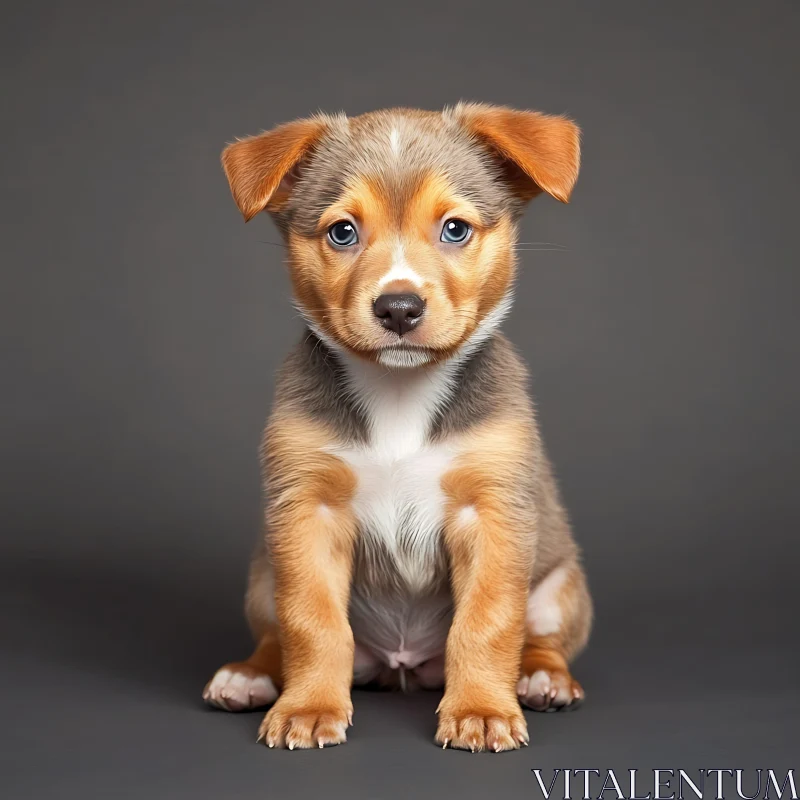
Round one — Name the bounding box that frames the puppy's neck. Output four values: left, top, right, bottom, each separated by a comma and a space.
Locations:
300, 305, 510, 451
337, 350, 463, 459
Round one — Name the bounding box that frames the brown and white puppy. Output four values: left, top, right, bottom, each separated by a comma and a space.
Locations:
203, 104, 592, 753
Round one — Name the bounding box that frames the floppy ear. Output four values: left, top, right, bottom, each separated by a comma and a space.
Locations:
221, 117, 328, 221
454, 103, 581, 203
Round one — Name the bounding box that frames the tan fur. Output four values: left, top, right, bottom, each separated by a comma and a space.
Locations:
256, 414, 359, 748
207, 104, 592, 752
436, 418, 536, 750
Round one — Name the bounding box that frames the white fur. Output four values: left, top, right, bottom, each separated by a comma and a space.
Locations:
526, 565, 569, 636
520, 669, 552, 697
203, 667, 278, 710
377, 346, 432, 369
377, 243, 424, 289
331, 354, 462, 668
457, 505, 478, 526
390, 127, 401, 156
332, 355, 459, 589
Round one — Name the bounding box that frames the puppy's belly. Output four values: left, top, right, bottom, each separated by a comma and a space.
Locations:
337, 442, 455, 672
349, 584, 453, 671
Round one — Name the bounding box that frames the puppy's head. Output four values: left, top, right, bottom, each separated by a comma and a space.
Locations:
222, 104, 580, 369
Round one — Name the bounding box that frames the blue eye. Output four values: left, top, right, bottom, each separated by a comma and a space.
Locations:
440, 219, 472, 244
328, 221, 358, 247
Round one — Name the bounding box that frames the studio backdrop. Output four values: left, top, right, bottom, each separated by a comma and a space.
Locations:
1, 2, 797, 799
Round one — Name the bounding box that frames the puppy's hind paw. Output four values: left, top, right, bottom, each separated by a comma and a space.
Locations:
203, 662, 279, 712
517, 669, 584, 712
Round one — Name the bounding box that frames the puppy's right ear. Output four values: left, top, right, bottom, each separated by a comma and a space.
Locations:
453, 103, 580, 204
222, 117, 328, 221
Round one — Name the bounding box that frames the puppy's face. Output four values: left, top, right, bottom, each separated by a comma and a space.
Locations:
222, 105, 580, 368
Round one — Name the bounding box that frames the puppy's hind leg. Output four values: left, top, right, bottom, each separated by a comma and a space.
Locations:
517, 561, 592, 712
204, 547, 282, 712
203, 628, 282, 712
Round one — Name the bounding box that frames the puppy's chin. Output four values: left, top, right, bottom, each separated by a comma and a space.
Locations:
376, 346, 433, 370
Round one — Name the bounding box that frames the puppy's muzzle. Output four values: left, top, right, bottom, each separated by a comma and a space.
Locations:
373, 293, 425, 336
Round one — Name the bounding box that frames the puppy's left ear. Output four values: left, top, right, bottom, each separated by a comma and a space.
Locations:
222, 116, 329, 221
453, 103, 581, 203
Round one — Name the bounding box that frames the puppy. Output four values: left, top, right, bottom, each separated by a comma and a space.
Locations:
203, 104, 592, 752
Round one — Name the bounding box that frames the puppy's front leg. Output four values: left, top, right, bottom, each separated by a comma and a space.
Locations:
437, 424, 534, 752
258, 420, 358, 750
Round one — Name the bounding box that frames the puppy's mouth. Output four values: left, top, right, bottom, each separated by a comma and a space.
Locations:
373, 342, 433, 369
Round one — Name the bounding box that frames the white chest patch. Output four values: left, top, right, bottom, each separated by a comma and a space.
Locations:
332, 359, 458, 591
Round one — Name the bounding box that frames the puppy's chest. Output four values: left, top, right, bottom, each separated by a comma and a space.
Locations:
335, 383, 455, 592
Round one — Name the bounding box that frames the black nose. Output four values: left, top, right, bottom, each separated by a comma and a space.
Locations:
373, 293, 425, 336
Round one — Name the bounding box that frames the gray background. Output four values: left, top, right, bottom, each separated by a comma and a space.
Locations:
2, 1, 798, 798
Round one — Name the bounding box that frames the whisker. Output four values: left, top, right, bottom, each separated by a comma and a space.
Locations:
257, 240, 288, 249
373, 366, 397, 383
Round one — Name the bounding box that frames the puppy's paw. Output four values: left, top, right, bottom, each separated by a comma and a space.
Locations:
203, 662, 279, 712
436, 702, 528, 753
517, 669, 584, 712
258, 695, 353, 750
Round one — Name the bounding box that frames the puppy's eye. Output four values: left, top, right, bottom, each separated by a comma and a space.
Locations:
328, 221, 359, 247
440, 219, 472, 244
